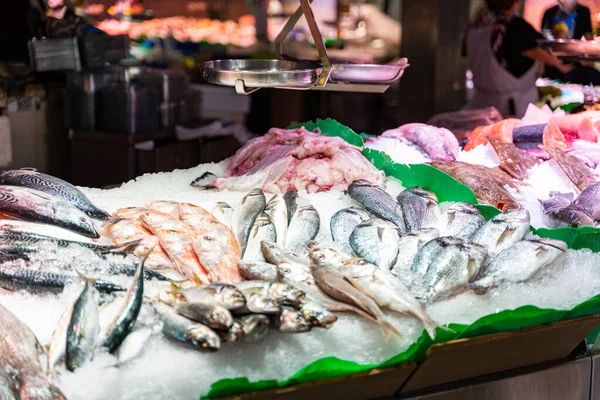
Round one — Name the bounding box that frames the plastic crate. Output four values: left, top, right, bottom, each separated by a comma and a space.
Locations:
28, 37, 81, 72
80, 35, 129, 68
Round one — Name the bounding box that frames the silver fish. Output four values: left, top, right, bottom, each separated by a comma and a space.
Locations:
349, 218, 400, 269
190, 172, 218, 188
174, 302, 233, 330
556, 182, 600, 227
0, 169, 110, 219
299, 301, 337, 329
232, 188, 266, 253
239, 314, 270, 343
330, 207, 371, 254
218, 320, 244, 343
155, 302, 221, 351
237, 280, 305, 308
243, 213, 276, 261
283, 190, 298, 224
265, 194, 288, 246
178, 284, 246, 310
435, 203, 485, 239
0, 304, 66, 400
285, 205, 320, 256
470, 238, 567, 293
275, 308, 312, 333
48, 304, 74, 372
348, 179, 406, 233
211, 201, 234, 228
391, 228, 439, 276
66, 279, 100, 371
235, 286, 281, 314
411, 237, 463, 276
397, 187, 440, 231
470, 208, 531, 257
340, 258, 439, 338
238, 260, 278, 282
0, 185, 99, 238
114, 327, 153, 366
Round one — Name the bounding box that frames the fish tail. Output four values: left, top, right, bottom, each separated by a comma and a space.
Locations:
380, 318, 403, 339
420, 314, 441, 340
103, 239, 143, 254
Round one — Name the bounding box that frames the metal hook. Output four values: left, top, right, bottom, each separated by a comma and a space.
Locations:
235, 79, 261, 95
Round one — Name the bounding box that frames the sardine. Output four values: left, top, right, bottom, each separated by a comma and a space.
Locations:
174, 302, 233, 330
469, 208, 531, 257
349, 218, 400, 269
391, 228, 439, 276
114, 327, 153, 366
48, 304, 74, 372
330, 207, 371, 254
265, 194, 288, 246
275, 308, 312, 333
239, 314, 270, 343
238, 260, 278, 281
177, 284, 246, 310
299, 300, 337, 329
435, 203, 485, 239
397, 187, 440, 231
0, 304, 66, 399
155, 302, 220, 351
66, 279, 100, 371
237, 280, 305, 308
285, 205, 320, 256
540, 145, 597, 191
232, 189, 266, 253
488, 138, 540, 180
470, 238, 567, 293
0, 169, 109, 219
243, 213, 276, 261
283, 190, 298, 224
348, 179, 406, 232
0, 185, 99, 238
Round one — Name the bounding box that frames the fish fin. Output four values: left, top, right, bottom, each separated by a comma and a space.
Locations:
102, 217, 128, 229
74, 269, 96, 285
466, 281, 494, 295
102, 239, 143, 254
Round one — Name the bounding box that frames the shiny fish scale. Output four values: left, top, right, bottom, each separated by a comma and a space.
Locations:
469, 208, 530, 257
397, 187, 440, 232
264, 194, 288, 246
435, 203, 485, 239
243, 213, 276, 262
348, 179, 406, 233
330, 207, 370, 254
232, 189, 266, 253
349, 218, 399, 269
285, 205, 320, 256
391, 228, 439, 276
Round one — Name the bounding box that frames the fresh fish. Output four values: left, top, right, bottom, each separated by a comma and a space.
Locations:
488, 138, 540, 180
239, 314, 270, 343
556, 182, 600, 226
112, 207, 151, 219
348, 179, 406, 232
145, 200, 180, 218
238, 260, 278, 281
177, 284, 246, 310
100, 257, 145, 353
0, 304, 66, 399
539, 192, 593, 227
218, 320, 244, 343
413, 238, 488, 302
391, 228, 439, 276
179, 203, 243, 284
0, 169, 110, 219
232, 188, 266, 253
330, 207, 371, 254
275, 308, 312, 333
470, 238, 566, 293
66, 279, 100, 371
174, 302, 233, 330
211, 202, 233, 227
299, 300, 337, 329
114, 327, 153, 366
155, 302, 221, 351
190, 172, 218, 188
411, 237, 461, 276
264, 194, 288, 246
283, 190, 298, 224
540, 192, 574, 215
140, 211, 211, 285
107, 262, 170, 281
0, 185, 99, 238
350, 218, 400, 269
340, 258, 440, 338
48, 304, 74, 372
435, 203, 485, 239
469, 208, 531, 257
397, 187, 440, 231
309, 246, 401, 337
540, 145, 597, 191
285, 205, 320, 256
234, 285, 281, 314
237, 280, 305, 308
512, 124, 546, 143
243, 213, 276, 261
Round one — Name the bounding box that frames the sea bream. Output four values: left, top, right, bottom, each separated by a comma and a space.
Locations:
349, 218, 400, 270
544, 182, 600, 227
330, 207, 370, 254
396, 187, 440, 231
390, 228, 439, 276
348, 180, 406, 232
435, 203, 485, 239
469, 208, 531, 257
232, 188, 266, 253
0, 185, 100, 238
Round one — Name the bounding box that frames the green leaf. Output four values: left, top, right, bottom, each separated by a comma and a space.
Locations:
533, 227, 600, 252
287, 118, 364, 147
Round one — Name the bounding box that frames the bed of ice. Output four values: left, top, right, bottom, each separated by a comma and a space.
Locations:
2, 163, 600, 400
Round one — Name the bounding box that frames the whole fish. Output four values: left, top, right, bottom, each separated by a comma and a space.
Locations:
470, 238, 567, 293
146, 200, 180, 218
140, 211, 211, 285
234, 285, 281, 314
0, 304, 66, 399
0, 169, 109, 219
177, 284, 246, 310
560, 182, 600, 226
285, 205, 320, 256
469, 208, 531, 257
391, 228, 439, 276
243, 213, 276, 261
275, 308, 312, 333
66, 279, 100, 371
283, 190, 298, 224
330, 207, 371, 254
211, 202, 233, 227
232, 189, 266, 253
309, 246, 402, 337
237, 280, 305, 308
340, 258, 440, 338
264, 194, 288, 246
239, 314, 270, 343
299, 301, 337, 329
397, 187, 440, 231
488, 138, 540, 180
411, 237, 462, 276
100, 257, 145, 353
114, 327, 153, 366
112, 207, 151, 219
349, 218, 400, 269
348, 180, 406, 232
179, 203, 243, 284
539, 192, 594, 227
435, 203, 485, 239
218, 320, 244, 343
238, 260, 278, 282
155, 302, 221, 351
540, 192, 574, 215
174, 302, 233, 330
0, 185, 99, 238
48, 304, 74, 372
540, 145, 597, 191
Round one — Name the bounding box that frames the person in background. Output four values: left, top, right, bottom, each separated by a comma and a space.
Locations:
464, 0, 572, 117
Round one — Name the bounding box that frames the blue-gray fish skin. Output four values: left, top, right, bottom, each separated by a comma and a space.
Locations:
435, 203, 485, 239
232, 189, 266, 253
330, 207, 370, 254
285, 205, 320, 256
349, 218, 400, 269
0, 169, 109, 219
283, 190, 298, 224
469, 208, 531, 257
66, 281, 100, 371
396, 187, 440, 232
348, 180, 406, 233
155, 303, 221, 352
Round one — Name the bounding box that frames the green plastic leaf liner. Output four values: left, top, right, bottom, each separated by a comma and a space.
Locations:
288, 118, 365, 147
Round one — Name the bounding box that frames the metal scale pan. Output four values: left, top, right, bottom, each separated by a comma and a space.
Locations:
538, 39, 600, 61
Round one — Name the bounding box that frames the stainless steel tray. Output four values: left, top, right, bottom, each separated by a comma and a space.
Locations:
330, 59, 408, 84
538, 39, 600, 57
201, 59, 322, 89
